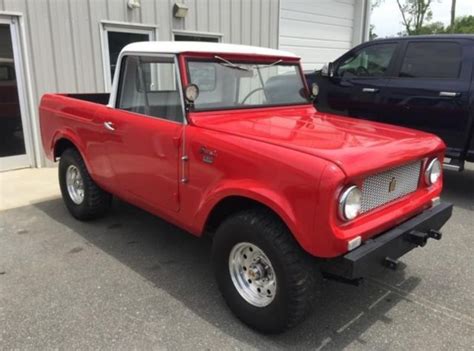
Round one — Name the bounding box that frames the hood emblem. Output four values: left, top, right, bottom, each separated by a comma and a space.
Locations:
388, 177, 397, 193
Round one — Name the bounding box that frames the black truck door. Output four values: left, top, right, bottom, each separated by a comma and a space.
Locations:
381, 39, 472, 161
319, 42, 399, 120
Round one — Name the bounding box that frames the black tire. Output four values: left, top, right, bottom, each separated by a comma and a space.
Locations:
212, 209, 318, 333
58, 148, 111, 220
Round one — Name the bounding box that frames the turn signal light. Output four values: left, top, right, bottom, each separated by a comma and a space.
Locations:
347, 236, 362, 251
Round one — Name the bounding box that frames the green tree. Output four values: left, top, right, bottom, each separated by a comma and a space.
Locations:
370, 0, 385, 40
446, 15, 474, 33
396, 0, 435, 35
418, 21, 446, 34
415, 15, 474, 35
369, 24, 378, 40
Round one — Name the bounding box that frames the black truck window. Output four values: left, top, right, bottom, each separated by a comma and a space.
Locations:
336, 43, 397, 78
399, 42, 462, 79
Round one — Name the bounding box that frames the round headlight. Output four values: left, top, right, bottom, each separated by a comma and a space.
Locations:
425, 158, 441, 185
338, 185, 362, 221
184, 84, 199, 102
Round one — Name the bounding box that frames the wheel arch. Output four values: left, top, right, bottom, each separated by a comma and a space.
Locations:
54, 137, 78, 160
52, 134, 93, 175
199, 191, 308, 253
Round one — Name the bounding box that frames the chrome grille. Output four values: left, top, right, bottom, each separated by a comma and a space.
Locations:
361, 161, 422, 213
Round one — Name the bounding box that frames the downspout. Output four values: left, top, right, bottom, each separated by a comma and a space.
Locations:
352, 0, 371, 47
363, 0, 371, 42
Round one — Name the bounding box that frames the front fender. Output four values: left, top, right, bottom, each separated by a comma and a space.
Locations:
193, 179, 314, 253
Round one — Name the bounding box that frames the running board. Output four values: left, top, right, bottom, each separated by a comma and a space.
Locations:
443, 158, 464, 172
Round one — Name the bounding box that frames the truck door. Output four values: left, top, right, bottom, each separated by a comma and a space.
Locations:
101, 55, 184, 212
381, 40, 472, 161
323, 42, 399, 120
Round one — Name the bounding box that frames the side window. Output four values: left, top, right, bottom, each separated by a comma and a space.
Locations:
174, 34, 219, 42
0, 65, 9, 81
0, 64, 14, 81
117, 55, 183, 122
336, 44, 397, 78
399, 42, 462, 79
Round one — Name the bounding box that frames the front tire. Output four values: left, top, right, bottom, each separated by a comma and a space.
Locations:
58, 148, 111, 220
212, 209, 318, 333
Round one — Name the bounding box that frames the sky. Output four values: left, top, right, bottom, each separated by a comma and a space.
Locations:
371, 0, 474, 38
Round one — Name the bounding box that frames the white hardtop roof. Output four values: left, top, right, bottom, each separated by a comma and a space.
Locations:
121, 41, 299, 59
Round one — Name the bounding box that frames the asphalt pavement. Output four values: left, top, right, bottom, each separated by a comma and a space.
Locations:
0, 165, 473, 350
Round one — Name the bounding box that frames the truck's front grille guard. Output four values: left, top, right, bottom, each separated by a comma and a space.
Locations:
360, 161, 423, 214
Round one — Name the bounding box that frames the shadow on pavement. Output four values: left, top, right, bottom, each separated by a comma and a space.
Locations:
35, 198, 420, 349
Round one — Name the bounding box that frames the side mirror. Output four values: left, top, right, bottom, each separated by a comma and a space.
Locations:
321, 62, 335, 77
310, 83, 319, 100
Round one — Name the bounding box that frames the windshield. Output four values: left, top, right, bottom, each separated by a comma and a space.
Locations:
186, 58, 311, 111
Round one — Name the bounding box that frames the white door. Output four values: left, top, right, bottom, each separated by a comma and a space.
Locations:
0, 15, 33, 171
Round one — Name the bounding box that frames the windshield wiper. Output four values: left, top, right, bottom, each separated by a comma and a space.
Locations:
254, 59, 283, 68
214, 55, 251, 71
214, 56, 284, 71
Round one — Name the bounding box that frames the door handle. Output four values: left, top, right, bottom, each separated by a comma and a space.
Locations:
362, 88, 379, 93
439, 91, 460, 97
103, 121, 116, 131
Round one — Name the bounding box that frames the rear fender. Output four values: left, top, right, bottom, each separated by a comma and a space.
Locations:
51, 131, 92, 172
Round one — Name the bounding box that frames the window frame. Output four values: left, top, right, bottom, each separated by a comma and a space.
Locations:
184, 57, 312, 112
395, 40, 463, 80
100, 21, 158, 92
115, 53, 186, 125
334, 41, 400, 79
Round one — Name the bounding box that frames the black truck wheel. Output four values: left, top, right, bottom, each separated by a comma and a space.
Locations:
58, 148, 111, 220
212, 209, 317, 333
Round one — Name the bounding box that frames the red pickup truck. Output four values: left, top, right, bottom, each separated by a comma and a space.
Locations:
40, 42, 452, 333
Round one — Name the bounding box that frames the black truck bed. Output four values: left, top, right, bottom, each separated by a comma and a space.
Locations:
66, 93, 110, 105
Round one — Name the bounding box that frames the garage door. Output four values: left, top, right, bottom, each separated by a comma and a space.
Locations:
279, 0, 359, 70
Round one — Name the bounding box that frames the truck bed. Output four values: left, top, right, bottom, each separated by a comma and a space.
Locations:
65, 93, 110, 105
39, 93, 112, 163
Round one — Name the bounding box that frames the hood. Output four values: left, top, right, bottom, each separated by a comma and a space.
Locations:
190, 105, 445, 177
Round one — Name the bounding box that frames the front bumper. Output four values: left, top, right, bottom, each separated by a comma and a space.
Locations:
321, 202, 453, 281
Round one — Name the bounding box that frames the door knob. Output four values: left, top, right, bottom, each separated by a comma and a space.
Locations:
104, 121, 116, 131
362, 88, 379, 93
439, 91, 460, 97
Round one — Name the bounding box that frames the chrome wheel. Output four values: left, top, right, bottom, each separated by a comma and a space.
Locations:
66, 165, 84, 205
229, 242, 277, 307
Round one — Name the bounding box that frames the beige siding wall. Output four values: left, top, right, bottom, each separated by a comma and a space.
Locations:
0, 0, 279, 166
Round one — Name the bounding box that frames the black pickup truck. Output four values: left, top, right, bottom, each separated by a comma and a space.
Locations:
306, 35, 474, 171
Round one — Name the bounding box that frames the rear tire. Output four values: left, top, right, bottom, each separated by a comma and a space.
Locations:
212, 209, 318, 333
58, 148, 111, 220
